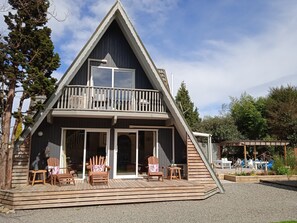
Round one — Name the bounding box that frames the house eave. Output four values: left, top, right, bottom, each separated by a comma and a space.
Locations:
51, 109, 170, 120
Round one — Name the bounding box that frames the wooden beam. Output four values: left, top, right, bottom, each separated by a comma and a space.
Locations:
46, 111, 53, 124
284, 144, 287, 165
253, 145, 258, 160
112, 116, 117, 126
244, 145, 247, 167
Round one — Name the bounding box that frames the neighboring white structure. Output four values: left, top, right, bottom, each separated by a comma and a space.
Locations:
193, 132, 213, 164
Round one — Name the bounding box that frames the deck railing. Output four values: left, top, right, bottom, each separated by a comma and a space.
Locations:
56, 85, 166, 113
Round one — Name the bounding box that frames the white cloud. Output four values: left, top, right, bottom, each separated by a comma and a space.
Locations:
46, 0, 180, 67
155, 2, 297, 117
46, 1, 109, 68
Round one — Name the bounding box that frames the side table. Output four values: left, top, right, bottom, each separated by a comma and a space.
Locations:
28, 170, 47, 185
167, 166, 181, 180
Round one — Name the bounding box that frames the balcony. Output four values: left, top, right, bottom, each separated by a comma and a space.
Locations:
53, 85, 169, 119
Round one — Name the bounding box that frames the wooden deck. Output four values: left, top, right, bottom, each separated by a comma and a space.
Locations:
0, 179, 219, 210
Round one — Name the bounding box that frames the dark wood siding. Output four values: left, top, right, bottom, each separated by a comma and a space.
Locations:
30, 118, 112, 165
158, 129, 173, 168
30, 118, 185, 179
70, 63, 88, 85
70, 20, 153, 89
30, 118, 165, 168
175, 128, 187, 164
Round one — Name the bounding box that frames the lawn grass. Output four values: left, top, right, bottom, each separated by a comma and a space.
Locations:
274, 221, 297, 223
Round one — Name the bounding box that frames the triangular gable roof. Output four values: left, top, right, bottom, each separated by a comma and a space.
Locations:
18, 0, 224, 193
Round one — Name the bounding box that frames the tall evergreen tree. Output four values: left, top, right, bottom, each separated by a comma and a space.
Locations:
175, 81, 201, 130
0, 0, 60, 189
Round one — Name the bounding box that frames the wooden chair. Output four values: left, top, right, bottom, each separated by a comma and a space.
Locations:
47, 157, 75, 186
147, 156, 164, 181
88, 156, 111, 185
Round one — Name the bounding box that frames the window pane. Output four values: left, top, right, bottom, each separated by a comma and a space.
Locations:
114, 70, 134, 88
92, 67, 112, 87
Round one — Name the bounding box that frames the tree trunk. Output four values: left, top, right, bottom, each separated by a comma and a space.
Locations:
0, 142, 7, 189
0, 80, 16, 189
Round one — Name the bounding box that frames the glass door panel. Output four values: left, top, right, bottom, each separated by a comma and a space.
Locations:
138, 131, 155, 176
64, 130, 85, 179
116, 132, 136, 176
86, 132, 107, 178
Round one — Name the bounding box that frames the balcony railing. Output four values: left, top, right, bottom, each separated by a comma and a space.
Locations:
56, 85, 166, 113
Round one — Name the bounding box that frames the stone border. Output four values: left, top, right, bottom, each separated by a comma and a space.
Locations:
224, 174, 297, 183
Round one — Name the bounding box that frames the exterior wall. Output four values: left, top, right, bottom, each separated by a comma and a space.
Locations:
174, 128, 187, 164
158, 129, 173, 168
30, 117, 185, 179
12, 137, 31, 187
187, 136, 214, 182
69, 20, 153, 90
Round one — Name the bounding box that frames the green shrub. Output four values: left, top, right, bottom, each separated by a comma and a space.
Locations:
235, 171, 248, 176
286, 150, 297, 170
276, 166, 289, 175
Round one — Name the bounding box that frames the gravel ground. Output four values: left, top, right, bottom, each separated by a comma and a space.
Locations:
1, 182, 297, 223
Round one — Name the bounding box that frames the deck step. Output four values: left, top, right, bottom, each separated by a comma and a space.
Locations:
1, 181, 219, 210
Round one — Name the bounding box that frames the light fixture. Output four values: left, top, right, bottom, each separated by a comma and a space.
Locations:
37, 131, 43, 137
98, 59, 107, 63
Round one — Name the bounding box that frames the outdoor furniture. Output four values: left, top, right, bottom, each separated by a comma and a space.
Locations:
233, 158, 242, 172
265, 160, 274, 170
47, 157, 75, 186
147, 156, 164, 181
167, 166, 181, 180
88, 156, 110, 185
254, 160, 268, 170
214, 158, 232, 169
247, 159, 254, 169
28, 170, 47, 186
56, 174, 76, 186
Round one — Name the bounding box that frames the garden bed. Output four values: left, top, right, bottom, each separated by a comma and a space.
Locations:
224, 174, 297, 183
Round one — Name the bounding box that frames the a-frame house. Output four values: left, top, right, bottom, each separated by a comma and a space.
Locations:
3, 1, 224, 209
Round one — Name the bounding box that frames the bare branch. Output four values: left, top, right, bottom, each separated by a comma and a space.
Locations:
47, 0, 69, 23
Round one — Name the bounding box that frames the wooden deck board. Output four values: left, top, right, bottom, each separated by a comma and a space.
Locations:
1, 179, 219, 210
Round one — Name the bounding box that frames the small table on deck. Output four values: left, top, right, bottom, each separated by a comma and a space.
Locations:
56, 174, 76, 186
28, 170, 47, 186
167, 166, 181, 180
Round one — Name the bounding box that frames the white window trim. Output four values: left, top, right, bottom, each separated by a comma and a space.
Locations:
90, 65, 135, 88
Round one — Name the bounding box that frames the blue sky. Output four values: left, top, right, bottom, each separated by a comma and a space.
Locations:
1, 0, 297, 118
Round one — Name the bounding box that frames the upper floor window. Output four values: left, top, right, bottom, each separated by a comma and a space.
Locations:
91, 66, 135, 89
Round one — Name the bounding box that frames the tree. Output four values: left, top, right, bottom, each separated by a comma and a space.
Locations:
198, 115, 242, 143
230, 93, 267, 139
0, 0, 60, 189
266, 85, 297, 146
175, 81, 201, 130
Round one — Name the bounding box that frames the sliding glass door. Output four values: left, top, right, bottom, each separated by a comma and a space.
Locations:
115, 131, 137, 177
61, 129, 109, 180
114, 129, 157, 178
